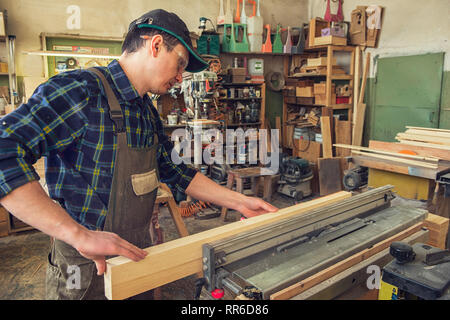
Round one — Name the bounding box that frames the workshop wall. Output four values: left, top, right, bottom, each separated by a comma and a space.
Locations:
310, 0, 450, 136
2, 0, 309, 78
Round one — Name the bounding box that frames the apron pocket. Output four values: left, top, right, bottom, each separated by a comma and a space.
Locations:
131, 169, 160, 196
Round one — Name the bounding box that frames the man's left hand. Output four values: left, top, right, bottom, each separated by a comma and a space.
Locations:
236, 197, 278, 218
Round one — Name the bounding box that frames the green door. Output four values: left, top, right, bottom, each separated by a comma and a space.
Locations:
370, 53, 444, 142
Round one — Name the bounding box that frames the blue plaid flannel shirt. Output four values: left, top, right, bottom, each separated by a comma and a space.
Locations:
0, 60, 197, 230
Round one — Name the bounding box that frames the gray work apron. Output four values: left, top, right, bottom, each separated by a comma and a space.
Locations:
45, 68, 160, 300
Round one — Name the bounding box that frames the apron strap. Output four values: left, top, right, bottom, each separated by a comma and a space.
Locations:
88, 67, 125, 134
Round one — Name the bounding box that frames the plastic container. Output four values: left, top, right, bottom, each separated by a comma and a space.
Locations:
248, 58, 264, 76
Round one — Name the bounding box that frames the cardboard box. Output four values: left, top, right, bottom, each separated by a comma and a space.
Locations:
0, 62, 7, 73
307, 57, 337, 67
296, 86, 314, 97
314, 82, 335, 95
230, 68, 246, 76
232, 75, 246, 83
315, 93, 336, 105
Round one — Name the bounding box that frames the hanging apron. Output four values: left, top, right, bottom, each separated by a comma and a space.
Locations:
45, 68, 160, 300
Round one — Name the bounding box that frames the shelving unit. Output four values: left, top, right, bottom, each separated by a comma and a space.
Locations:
218, 81, 266, 130
281, 45, 356, 162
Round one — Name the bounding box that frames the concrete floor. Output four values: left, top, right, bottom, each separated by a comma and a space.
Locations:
0, 191, 299, 300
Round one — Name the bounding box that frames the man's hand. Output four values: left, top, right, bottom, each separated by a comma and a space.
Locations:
235, 196, 278, 218
0, 181, 148, 276
74, 229, 148, 275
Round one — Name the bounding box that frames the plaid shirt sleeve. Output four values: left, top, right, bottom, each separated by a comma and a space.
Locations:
0, 73, 89, 198
149, 106, 198, 198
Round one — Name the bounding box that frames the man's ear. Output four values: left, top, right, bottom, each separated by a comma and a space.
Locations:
150, 35, 164, 58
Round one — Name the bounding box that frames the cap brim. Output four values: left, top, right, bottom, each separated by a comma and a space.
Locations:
137, 24, 209, 73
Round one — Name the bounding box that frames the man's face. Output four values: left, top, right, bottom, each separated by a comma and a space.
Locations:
150, 40, 189, 94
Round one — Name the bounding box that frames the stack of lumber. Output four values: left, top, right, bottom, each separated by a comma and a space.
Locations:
334, 144, 443, 167
369, 140, 450, 162
395, 126, 450, 151
334, 143, 448, 180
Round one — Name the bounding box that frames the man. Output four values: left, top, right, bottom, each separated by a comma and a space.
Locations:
0, 9, 277, 299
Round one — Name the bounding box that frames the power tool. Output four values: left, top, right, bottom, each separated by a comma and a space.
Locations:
277, 155, 313, 201
379, 242, 450, 300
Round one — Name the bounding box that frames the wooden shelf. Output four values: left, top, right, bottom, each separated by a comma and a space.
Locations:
219, 82, 264, 86
219, 97, 262, 101
315, 104, 353, 109
227, 122, 261, 127
220, 52, 301, 56
331, 75, 353, 80
289, 74, 352, 80
282, 44, 357, 154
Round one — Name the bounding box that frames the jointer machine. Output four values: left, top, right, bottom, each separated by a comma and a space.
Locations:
197, 185, 429, 300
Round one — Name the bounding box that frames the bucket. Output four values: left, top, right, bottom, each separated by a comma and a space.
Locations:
200, 165, 208, 175
167, 114, 178, 125
248, 58, 264, 76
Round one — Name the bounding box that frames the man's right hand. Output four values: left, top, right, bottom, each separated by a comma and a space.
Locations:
74, 229, 148, 275
0, 181, 148, 276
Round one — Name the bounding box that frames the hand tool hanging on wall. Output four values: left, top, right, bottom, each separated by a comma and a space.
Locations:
324, 0, 343, 23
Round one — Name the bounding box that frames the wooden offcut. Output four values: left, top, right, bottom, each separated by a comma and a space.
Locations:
352, 52, 370, 146
104, 191, 352, 300
320, 116, 333, 158
424, 213, 449, 249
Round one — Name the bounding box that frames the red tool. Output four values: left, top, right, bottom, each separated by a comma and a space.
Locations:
261, 24, 272, 53
211, 288, 224, 299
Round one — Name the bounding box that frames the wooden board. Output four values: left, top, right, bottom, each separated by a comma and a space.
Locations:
351, 151, 438, 169
352, 52, 370, 146
104, 191, 352, 300
369, 140, 450, 161
352, 103, 366, 146
351, 155, 439, 180
334, 144, 440, 163
396, 139, 450, 151
293, 139, 322, 165
334, 120, 352, 157
396, 133, 450, 146
318, 157, 343, 196
320, 116, 333, 158
270, 222, 425, 300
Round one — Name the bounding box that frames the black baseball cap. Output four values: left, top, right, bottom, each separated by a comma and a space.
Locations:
128, 9, 209, 73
